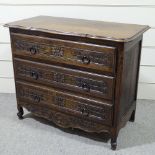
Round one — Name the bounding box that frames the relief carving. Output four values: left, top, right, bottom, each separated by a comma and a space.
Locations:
15, 40, 39, 54
75, 77, 108, 94
18, 85, 107, 122
16, 65, 43, 80
16, 64, 108, 94
54, 95, 65, 107
53, 73, 65, 83
51, 46, 64, 57
73, 49, 113, 67
20, 102, 108, 133
18, 88, 44, 103
15, 40, 113, 67
77, 104, 106, 119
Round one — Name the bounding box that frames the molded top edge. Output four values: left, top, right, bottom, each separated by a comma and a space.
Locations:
4, 16, 150, 42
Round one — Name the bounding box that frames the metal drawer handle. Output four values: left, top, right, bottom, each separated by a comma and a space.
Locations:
82, 56, 90, 64
30, 71, 39, 80
33, 95, 41, 103
29, 47, 37, 55
82, 83, 90, 92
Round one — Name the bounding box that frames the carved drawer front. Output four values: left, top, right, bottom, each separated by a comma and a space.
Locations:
14, 58, 114, 100
11, 33, 116, 75
19, 102, 110, 133
16, 81, 113, 126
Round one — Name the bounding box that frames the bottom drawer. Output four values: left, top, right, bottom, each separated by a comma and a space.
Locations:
16, 81, 113, 126
19, 101, 111, 133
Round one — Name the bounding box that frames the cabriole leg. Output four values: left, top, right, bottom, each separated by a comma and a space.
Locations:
111, 137, 117, 150
129, 110, 135, 122
17, 105, 24, 119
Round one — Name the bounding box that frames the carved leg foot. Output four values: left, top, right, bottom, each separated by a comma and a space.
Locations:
17, 106, 24, 119
111, 137, 117, 150
129, 110, 135, 122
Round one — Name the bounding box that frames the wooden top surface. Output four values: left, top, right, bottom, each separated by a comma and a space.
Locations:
5, 16, 150, 42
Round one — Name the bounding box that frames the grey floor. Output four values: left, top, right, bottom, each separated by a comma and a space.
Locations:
0, 94, 155, 155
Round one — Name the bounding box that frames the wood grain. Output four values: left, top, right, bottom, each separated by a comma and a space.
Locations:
16, 80, 113, 126
14, 58, 115, 100
11, 32, 116, 74
7, 16, 149, 150
1, 26, 155, 47
5, 16, 149, 42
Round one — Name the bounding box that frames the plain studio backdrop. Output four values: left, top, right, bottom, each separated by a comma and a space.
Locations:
0, 1, 155, 155
0, 1, 155, 98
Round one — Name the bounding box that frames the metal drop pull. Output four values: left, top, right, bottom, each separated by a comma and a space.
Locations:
82, 56, 90, 64
29, 47, 37, 55
33, 95, 41, 103
82, 83, 90, 92
81, 107, 89, 117
30, 71, 39, 80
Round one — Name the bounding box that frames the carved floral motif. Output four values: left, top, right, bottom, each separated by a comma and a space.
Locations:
17, 86, 108, 121
20, 102, 109, 133
16, 64, 109, 95
53, 73, 65, 83
14, 40, 113, 67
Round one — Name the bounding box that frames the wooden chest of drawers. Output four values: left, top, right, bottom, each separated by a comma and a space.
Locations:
5, 16, 149, 150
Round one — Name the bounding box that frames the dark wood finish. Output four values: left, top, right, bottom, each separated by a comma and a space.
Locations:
16, 81, 113, 125
111, 137, 117, 150
14, 58, 114, 100
4, 16, 149, 42
19, 101, 111, 133
17, 105, 24, 119
11, 33, 116, 75
129, 110, 136, 122
5, 16, 149, 150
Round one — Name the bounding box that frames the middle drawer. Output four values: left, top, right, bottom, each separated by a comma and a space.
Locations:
14, 58, 114, 100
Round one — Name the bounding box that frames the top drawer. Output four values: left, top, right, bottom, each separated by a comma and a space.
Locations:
11, 33, 116, 75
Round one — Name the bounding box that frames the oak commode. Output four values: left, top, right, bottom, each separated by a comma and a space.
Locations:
5, 16, 149, 150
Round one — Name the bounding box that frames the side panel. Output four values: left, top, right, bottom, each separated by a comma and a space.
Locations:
119, 37, 142, 121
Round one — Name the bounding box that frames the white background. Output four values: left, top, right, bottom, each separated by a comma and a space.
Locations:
0, 0, 155, 99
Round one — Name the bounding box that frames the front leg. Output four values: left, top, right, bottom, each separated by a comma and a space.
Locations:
129, 110, 136, 122
17, 105, 24, 119
111, 137, 117, 150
